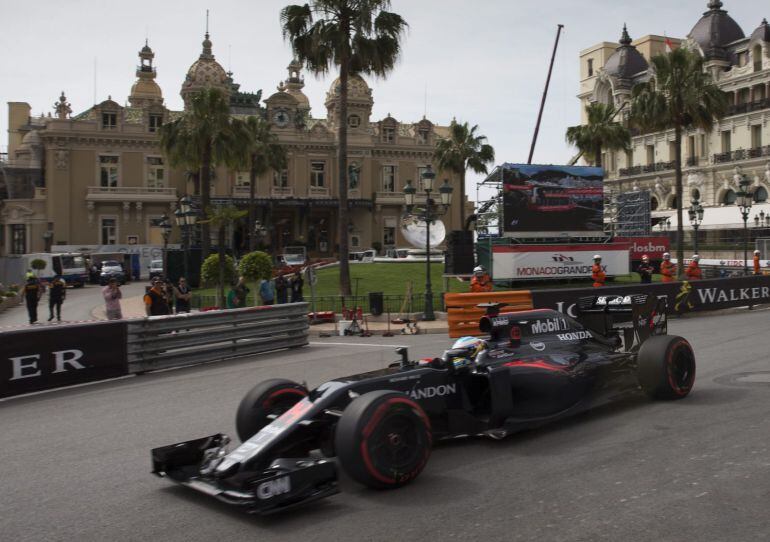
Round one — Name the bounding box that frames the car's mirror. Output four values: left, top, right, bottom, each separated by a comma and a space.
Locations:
395, 347, 409, 368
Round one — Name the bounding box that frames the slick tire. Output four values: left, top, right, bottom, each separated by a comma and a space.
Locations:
335, 390, 432, 490
235, 379, 308, 442
637, 335, 696, 400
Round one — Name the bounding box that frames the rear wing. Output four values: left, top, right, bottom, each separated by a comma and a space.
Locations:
577, 293, 668, 350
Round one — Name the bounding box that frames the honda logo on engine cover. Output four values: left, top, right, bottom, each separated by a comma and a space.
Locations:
256, 476, 291, 499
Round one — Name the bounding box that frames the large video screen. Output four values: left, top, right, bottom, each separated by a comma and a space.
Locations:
501, 164, 604, 237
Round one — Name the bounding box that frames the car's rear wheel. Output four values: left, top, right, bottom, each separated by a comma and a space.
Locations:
235, 379, 308, 442
335, 390, 432, 490
637, 335, 696, 399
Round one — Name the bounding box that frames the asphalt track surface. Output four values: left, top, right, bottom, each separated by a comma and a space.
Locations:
2, 309, 770, 541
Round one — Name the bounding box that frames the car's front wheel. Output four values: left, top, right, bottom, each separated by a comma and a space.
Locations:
235, 379, 308, 442
637, 335, 696, 399
335, 390, 432, 490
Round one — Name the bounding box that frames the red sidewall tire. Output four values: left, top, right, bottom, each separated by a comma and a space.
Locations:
335, 390, 432, 490
235, 378, 308, 442
637, 335, 696, 400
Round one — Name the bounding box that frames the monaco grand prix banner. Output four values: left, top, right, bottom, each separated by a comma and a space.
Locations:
501, 164, 604, 237
0, 321, 127, 398
492, 244, 630, 280
531, 275, 770, 318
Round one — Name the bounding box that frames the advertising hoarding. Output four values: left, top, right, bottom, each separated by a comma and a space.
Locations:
492, 244, 630, 280
501, 164, 604, 237
613, 237, 670, 260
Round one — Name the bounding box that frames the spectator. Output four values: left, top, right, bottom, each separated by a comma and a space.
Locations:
685, 254, 703, 280
144, 279, 170, 316
291, 271, 304, 302
48, 274, 67, 322
591, 255, 606, 288
102, 278, 123, 320
163, 278, 175, 314
470, 266, 493, 292
174, 277, 192, 313
227, 277, 249, 309
259, 277, 275, 306
23, 272, 43, 324
660, 252, 676, 283
637, 255, 654, 284
275, 275, 288, 304
753, 250, 761, 275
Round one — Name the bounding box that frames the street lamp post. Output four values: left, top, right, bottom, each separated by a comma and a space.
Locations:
403, 166, 453, 321
687, 197, 704, 255
736, 175, 753, 275
174, 195, 197, 280
160, 214, 172, 278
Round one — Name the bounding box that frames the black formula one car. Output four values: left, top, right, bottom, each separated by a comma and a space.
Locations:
151, 293, 696, 514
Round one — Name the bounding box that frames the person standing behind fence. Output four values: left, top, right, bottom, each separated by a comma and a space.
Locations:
637, 255, 654, 284
174, 277, 192, 313
685, 254, 702, 280
23, 273, 43, 324
753, 250, 761, 275
291, 271, 304, 302
144, 279, 170, 316
48, 274, 67, 322
102, 277, 123, 320
591, 255, 606, 288
259, 277, 275, 305
660, 252, 676, 282
275, 274, 288, 304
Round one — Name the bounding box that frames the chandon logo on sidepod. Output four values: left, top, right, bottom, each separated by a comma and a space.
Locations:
256, 476, 291, 500
409, 383, 457, 400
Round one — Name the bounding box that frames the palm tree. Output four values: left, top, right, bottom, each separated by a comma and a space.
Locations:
281, 0, 407, 295
434, 120, 495, 230
565, 102, 630, 170
631, 48, 728, 278
238, 116, 288, 251
203, 205, 248, 308
160, 88, 239, 259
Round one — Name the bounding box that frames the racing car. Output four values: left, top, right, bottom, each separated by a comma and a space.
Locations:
151, 293, 695, 514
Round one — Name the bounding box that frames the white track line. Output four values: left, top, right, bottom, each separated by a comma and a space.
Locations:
309, 341, 407, 348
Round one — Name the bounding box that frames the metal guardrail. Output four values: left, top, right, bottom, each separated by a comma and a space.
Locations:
126, 302, 309, 373
191, 294, 445, 315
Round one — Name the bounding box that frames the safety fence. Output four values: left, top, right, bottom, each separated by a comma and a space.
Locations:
0, 302, 309, 399
445, 291, 534, 338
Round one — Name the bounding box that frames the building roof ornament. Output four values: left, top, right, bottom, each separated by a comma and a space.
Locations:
603, 24, 648, 83
751, 18, 770, 43
54, 91, 72, 119
180, 22, 229, 108
688, 0, 745, 61
129, 41, 163, 107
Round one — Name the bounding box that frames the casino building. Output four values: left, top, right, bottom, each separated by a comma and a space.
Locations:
578, 1, 770, 249
0, 32, 466, 257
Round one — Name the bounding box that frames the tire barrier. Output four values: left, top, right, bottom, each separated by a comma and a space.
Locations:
444, 291, 533, 338
0, 303, 310, 399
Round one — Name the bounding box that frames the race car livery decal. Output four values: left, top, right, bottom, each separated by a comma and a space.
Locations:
408, 383, 457, 400
257, 476, 291, 500
530, 341, 546, 351
556, 331, 592, 341
529, 317, 568, 334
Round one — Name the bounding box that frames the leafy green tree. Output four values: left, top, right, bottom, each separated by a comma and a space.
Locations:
200, 253, 236, 303
202, 205, 248, 307
281, 0, 408, 295
239, 251, 274, 304
434, 120, 495, 229
30, 259, 47, 276
631, 48, 728, 277
237, 116, 287, 251
565, 102, 630, 170
160, 88, 244, 259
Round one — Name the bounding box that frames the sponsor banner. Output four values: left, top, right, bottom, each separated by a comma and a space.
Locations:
0, 321, 128, 398
492, 244, 630, 280
500, 164, 604, 237
531, 275, 770, 318
614, 237, 670, 260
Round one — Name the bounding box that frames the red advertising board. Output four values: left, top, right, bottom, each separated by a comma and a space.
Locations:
613, 237, 670, 260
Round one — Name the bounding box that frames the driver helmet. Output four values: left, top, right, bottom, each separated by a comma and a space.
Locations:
451, 336, 488, 366
641, 254, 649, 262
692, 254, 700, 262
663, 252, 671, 260
473, 265, 485, 275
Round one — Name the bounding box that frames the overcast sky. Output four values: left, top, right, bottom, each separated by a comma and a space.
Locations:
1, 0, 765, 198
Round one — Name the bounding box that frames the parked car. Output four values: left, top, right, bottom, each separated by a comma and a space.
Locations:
148, 259, 164, 281
99, 260, 126, 285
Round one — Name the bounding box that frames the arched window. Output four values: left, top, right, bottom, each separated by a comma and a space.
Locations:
669, 196, 678, 209
754, 186, 768, 203
723, 189, 736, 205
754, 45, 763, 73
650, 196, 659, 211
